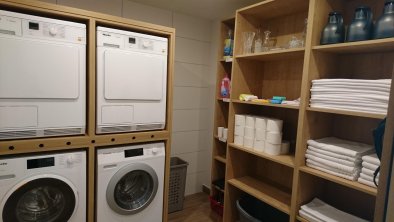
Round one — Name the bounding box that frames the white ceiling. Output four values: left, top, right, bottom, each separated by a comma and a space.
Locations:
128, 0, 261, 20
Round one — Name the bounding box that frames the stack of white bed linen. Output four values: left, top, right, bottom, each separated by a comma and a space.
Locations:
358, 153, 380, 188
310, 79, 391, 115
306, 137, 374, 181
299, 198, 368, 222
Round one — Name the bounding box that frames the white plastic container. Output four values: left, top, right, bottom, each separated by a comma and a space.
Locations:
281, 141, 290, 154
244, 127, 255, 138
235, 114, 246, 126
255, 129, 266, 141
265, 141, 281, 155
266, 131, 282, 144
243, 137, 254, 148
234, 136, 244, 146
223, 128, 228, 141
234, 125, 245, 136
253, 140, 265, 152
217, 127, 224, 138
266, 118, 283, 132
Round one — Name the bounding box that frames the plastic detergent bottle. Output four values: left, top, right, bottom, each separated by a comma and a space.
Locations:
220, 74, 231, 98
223, 30, 233, 56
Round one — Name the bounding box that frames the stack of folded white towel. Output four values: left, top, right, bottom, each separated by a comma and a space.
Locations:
299, 198, 368, 222
358, 153, 380, 188
306, 137, 374, 181
310, 79, 391, 115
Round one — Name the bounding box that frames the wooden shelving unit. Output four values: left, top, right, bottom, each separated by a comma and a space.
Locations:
0, 1, 175, 222
217, 0, 394, 221
210, 17, 235, 210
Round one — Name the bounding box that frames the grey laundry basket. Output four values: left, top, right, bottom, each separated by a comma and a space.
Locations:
168, 157, 188, 213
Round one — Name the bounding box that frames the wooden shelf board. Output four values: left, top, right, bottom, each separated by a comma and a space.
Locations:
235, 48, 305, 61
228, 176, 291, 214
300, 166, 377, 196
233, 99, 300, 110
214, 135, 227, 144
312, 38, 394, 54
237, 0, 309, 20
307, 107, 386, 119
219, 58, 233, 63
214, 155, 227, 164
229, 143, 294, 168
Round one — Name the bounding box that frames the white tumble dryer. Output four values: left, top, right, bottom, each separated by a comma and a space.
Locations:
96, 27, 168, 134
96, 142, 165, 222
0, 10, 86, 140
0, 150, 86, 222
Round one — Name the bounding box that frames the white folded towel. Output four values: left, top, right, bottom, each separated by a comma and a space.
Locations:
311, 88, 390, 96
310, 100, 388, 109
307, 137, 374, 158
362, 161, 379, 171
311, 94, 389, 102
361, 167, 380, 177
358, 177, 377, 188
306, 160, 360, 181
306, 149, 359, 167
311, 79, 391, 85
360, 173, 379, 183
311, 85, 391, 92
310, 104, 387, 114
308, 146, 358, 162
306, 154, 361, 174
301, 198, 368, 222
362, 153, 381, 166
299, 209, 324, 222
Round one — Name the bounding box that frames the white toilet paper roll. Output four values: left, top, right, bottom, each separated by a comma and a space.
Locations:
244, 127, 255, 138
281, 141, 290, 154
266, 131, 282, 144
243, 137, 254, 148
245, 116, 255, 128
223, 128, 228, 141
235, 114, 246, 126
217, 127, 224, 138
234, 136, 244, 146
255, 117, 267, 130
234, 125, 245, 136
265, 141, 281, 156
255, 129, 266, 141
266, 118, 283, 132
253, 140, 265, 152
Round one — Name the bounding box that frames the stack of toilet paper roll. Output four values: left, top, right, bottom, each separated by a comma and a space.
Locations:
217, 127, 228, 142
234, 114, 290, 156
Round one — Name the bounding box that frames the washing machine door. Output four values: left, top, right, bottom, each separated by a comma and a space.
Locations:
106, 163, 159, 215
2, 175, 77, 222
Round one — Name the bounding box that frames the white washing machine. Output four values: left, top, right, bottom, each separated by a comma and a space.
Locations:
97, 142, 165, 222
0, 151, 86, 222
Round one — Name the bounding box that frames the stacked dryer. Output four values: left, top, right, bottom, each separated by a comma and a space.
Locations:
0, 10, 87, 140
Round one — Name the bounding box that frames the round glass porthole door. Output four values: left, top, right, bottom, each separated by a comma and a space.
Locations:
106, 163, 159, 215
2, 178, 76, 222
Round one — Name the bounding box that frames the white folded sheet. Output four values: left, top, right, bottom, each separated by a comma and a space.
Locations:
311, 85, 391, 91
360, 172, 379, 183
306, 160, 360, 181
311, 88, 390, 96
311, 94, 390, 102
362, 161, 379, 171
362, 153, 380, 166
307, 138, 374, 158
306, 149, 359, 167
358, 177, 377, 188
310, 104, 387, 114
306, 154, 361, 174
308, 146, 358, 162
311, 79, 391, 84
299, 209, 323, 222
301, 198, 368, 222
310, 98, 389, 106
361, 167, 380, 177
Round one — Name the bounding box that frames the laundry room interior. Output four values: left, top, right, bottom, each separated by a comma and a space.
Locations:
0, 0, 394, 222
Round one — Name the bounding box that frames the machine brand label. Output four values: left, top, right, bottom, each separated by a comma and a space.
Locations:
0, 162, 7, 166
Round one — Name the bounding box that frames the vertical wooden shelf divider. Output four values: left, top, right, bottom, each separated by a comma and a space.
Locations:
218, 0, 394, 221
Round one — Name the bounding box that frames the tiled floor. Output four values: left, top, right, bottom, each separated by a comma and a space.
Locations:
168, 193, 222, 222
